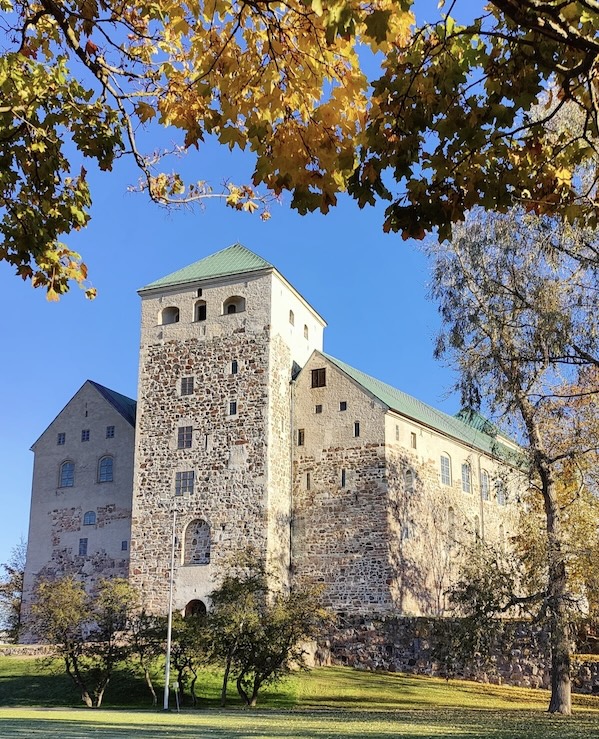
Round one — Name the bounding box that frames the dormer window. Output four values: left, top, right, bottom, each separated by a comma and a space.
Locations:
161, 306, 180, 325
223, 296, 246, 314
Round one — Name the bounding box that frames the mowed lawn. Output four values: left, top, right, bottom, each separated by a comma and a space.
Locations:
1, 660, 599, 738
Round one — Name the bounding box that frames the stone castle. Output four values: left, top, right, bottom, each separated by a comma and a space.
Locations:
22, 244, 520, 625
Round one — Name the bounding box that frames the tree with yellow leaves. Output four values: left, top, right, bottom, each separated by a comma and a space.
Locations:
2, 1, 599, 298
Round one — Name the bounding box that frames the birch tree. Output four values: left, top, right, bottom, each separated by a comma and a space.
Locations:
427, 207, 599, 714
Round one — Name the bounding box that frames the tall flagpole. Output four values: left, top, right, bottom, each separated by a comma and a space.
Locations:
163, 509, 177, 711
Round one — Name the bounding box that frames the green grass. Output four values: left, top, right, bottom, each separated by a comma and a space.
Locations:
0, 656, 598, 738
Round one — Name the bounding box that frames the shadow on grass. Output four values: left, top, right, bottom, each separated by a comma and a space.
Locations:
1, 708, 599, 739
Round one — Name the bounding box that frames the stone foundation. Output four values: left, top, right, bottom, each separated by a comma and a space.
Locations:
321, 615, 599, 695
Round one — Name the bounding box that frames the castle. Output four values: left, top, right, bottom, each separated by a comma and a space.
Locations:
22, 244, 520, 625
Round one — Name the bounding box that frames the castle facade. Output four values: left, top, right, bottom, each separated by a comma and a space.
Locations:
22, 244, 520, 625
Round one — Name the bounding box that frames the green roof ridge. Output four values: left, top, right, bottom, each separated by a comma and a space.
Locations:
322, 353, 516, 460
140, 243, 273, 291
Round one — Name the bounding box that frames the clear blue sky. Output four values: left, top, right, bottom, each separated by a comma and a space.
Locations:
0, 0, 466, 567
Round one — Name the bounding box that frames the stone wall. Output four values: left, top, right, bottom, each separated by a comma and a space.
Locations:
322, 615, 599, 695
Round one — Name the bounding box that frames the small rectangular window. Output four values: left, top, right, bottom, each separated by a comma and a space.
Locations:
231, 360, 238, 374
57, 432, 65, 445
461, 463, 472, 494
410, 432, 417, 449
341, 468, 346, 488
175, 470, 194, 496
297, 429, 305, 446
181, 376, 194, 396
354, 421, 360, 437
306, 472, 311, 490
311, 368, 326, 388
78, 538, 88, 556
315, 404, 322, 414
496, 479, 507, 506
440, 455, 451, 486
395, 425, 400, 441
106, 425, 115, 439
177, 425, 193, 449
121, 540, 128, 551
81, 429, 90, 442
229, 401, 237, 416
339, 401, 347, 412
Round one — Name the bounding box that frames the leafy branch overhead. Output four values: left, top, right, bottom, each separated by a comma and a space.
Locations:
2, 0, 599, 297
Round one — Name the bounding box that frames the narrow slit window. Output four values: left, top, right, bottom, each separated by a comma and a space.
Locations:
341, 468, 346, 487
354, 421, 360, 437
297, 429, 305, 446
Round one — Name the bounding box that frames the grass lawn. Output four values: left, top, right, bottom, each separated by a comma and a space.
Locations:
0, 657, 598, 738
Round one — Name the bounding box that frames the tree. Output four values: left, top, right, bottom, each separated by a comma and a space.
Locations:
128, 609, 166, 706
427, 207, 599, 714
0, 0, 404, 298
0, 539, 26, 642
31, 576, 139, 707
169, 611, 209, 706
350, 3, 599, 239
4, 2, 599, 298
206, 549, 327, 707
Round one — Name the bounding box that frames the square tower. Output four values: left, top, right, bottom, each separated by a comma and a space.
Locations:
129, 244, 326, 614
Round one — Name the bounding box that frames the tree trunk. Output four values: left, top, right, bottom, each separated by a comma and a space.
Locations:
249, 675, 262, 707
236, 673, 250, 706
545, 494, 572, 714
65, 655, 93, 707
143, 666, 157, 706
520, 393, 572, 715
221, 655, 232, 707
93, 674, 110, 708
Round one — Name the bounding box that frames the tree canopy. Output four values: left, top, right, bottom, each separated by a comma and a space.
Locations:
2, 1, 599, 297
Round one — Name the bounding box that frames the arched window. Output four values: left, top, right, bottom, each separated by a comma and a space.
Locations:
194, 300, 207, 322
183, 519, 210, 565
223, 296, 245, 314
440, 454, 451, 485
480, 470, 490, 500
98, 456, 113, 483
59, 461, 74, 488
161, 306, 180, 324
185, 599, 207, 618
461, 463, 472, 493
83, 510, 96, 526
405, 468, 414, 493
289, 309, 295, 325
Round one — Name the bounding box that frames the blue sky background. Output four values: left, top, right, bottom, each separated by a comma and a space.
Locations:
0, 0, 469, 567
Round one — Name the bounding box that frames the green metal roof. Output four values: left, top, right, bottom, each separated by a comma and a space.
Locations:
323, 353, 516, 461
140, 243, 273, 292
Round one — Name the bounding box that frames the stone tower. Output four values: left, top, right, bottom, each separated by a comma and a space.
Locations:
129, 244, 325, 614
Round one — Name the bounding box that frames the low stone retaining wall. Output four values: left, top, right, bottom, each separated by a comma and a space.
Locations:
320, 616, 599, 695
0, 644, 53, 657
